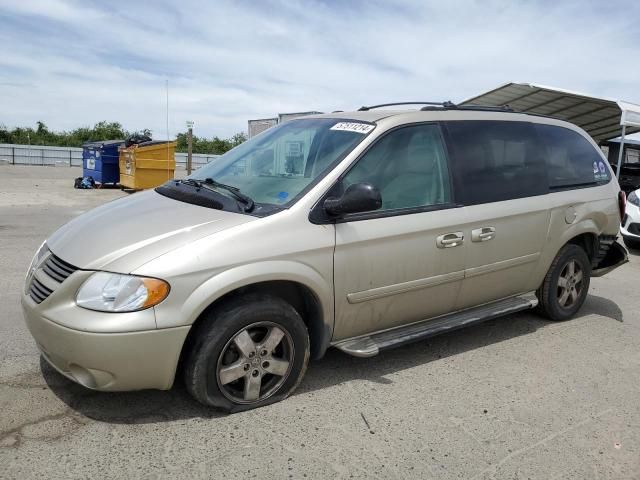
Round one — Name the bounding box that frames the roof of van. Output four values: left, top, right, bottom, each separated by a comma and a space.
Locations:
304, 107, 575, 128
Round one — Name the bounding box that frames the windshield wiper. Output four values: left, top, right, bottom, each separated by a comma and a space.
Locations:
205, 178, 255, 212
180, 178, 255, 212
179, 178, 203, 188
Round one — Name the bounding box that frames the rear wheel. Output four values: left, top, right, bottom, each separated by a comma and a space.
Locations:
536, 244, 591, 321
184, 295, 310, 412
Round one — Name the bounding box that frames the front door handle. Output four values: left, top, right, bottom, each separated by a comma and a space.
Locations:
471, 226, 496, 242
436, 232, 464, 249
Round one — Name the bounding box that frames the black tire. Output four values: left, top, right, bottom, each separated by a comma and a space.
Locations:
184, 294, 310, 412
623, 236, 640, 251
536, 244, 591, 321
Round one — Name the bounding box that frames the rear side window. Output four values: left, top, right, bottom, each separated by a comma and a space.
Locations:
535, 124, 610, 189
445, 121, 547, 205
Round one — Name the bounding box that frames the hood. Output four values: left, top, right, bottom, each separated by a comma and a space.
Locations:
47, 190, 256, 272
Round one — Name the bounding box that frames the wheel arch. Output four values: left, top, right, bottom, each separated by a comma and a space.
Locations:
554, 219, 600, 264
532, 220, 600, 291
566, 231, 598, 264
177, 261, 333, 373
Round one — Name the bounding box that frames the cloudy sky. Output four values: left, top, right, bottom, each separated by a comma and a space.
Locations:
1, 0, 639, 138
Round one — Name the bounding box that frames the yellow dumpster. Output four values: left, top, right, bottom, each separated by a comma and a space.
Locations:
119, 141, 176, 190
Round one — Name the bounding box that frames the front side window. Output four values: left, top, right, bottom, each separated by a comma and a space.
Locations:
446, 121, 546, 205
536, 124, 611, 189
191, 118, 373, 206
341, 124, 452, 212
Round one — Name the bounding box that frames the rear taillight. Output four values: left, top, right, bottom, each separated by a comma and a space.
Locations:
618, 191, 627, 220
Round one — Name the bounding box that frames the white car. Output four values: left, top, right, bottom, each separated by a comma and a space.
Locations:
621, 189, 640, 249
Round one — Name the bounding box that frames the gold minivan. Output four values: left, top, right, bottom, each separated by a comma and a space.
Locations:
22, 103, 628, 411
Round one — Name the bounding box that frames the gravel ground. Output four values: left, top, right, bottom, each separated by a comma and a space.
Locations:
1, 165, 639, 479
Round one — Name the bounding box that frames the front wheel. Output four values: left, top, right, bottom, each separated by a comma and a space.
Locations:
184, 295, 310, 412
536, 244, 591, 321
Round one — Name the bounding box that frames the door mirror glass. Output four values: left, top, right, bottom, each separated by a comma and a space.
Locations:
324, 183, 382, 216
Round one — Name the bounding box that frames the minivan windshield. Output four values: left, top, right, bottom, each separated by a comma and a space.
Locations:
190, 118, 374, 206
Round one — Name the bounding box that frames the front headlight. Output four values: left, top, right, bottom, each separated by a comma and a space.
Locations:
628, 191, 640, 207
76, 272, 170, 312
25, 241, 49, 292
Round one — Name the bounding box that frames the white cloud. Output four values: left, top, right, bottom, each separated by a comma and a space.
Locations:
0, 0, 639, 138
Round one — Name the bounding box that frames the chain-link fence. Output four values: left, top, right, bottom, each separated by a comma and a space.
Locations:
0, 144, 82, 166
0, 143, 219, 169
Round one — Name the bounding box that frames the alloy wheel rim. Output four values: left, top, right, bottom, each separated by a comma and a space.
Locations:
216, 321, 294, 404
557, 259, 584, 308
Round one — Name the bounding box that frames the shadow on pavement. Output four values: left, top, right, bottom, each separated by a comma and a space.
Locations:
43, 294, 622, 423
299, 294, 622, 395
625, 245, 640, 256
42, 358, 225, 423
580, 293, 624, 322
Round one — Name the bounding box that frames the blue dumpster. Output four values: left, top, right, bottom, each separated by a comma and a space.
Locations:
82, 140, 125, 184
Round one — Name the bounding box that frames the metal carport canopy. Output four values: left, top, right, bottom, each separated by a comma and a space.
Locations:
460, 82, 640, 143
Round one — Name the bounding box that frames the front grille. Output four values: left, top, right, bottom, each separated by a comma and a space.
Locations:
29, 277, 53, 304
42, 254, 77, 283
629, 223, 640, 236
29, 253, 78, 304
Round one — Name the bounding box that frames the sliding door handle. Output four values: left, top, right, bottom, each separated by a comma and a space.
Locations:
471, 227, 496, 242
436, 232, 464, 248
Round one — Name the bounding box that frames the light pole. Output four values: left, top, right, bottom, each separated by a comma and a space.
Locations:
186, 120, 194, 175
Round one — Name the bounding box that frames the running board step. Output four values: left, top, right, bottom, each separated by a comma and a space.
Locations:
333, 294, 538, 358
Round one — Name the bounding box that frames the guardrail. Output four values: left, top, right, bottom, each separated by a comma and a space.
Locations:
0, 143, 220, 169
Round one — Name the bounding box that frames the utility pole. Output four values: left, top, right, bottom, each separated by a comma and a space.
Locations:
616, 124, 626, 180
27, 132, 31, 165
186, 120, 194, 175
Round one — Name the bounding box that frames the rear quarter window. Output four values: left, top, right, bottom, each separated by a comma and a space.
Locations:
535, 124, 610, 189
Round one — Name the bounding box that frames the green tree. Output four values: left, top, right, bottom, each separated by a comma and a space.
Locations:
2, 122, 247, 155
230, 132, 247, 147
174, 131, 247, 155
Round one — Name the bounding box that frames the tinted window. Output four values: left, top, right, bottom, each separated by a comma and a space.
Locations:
342, 124, 451, 211
536, 124, 611, 188
446, 121, 547, 205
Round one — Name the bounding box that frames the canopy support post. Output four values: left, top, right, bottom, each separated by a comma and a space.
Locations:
616, 125, 626, 180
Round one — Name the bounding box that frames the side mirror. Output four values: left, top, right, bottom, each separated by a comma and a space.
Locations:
324, 183, 382, 216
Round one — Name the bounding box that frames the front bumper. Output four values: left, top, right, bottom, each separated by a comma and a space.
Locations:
21, 296, 190, 391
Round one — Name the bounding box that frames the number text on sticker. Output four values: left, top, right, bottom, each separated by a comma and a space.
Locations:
330, 122, 375, 134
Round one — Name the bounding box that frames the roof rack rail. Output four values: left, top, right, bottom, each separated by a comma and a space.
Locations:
420, 103, 514, 113
356, 101, 514, 113
358, 101, 456, 111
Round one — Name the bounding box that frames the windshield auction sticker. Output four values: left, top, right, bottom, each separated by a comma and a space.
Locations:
330, 122, 375, 134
